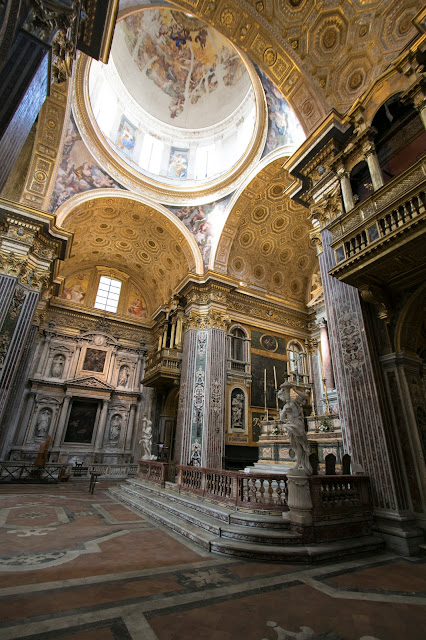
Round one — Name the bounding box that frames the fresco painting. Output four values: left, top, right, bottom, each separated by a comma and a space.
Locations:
116, 115, 137, 159
49, 115, 121, 213
256, 68, 305, 156
127, 286, 148, 318
121, 9, 246, 122
60, 273, 90, 304
168, 196, 230, 264
167, 147, 188, 179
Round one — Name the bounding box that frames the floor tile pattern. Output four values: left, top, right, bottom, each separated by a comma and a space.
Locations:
0, 482, 425, 640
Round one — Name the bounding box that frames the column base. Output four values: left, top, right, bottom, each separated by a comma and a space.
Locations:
373, 510, 425, 556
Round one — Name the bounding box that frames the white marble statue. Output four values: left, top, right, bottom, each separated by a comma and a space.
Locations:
139, 417, 154, 460
50, 354, 65, 378
278, 381, 312, 475
109, 414, 122, 443
35, 408, 51, 439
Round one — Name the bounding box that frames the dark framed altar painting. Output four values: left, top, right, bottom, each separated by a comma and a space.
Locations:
64, 400, 100, 443
82, 348, 107, 373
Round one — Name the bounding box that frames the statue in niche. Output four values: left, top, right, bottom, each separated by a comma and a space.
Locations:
50, 354, 65, 378
35, 408, 52, 439
278, 381, 312, 475
118, 365, 130, 388
109, 414, 122, 444
231, 390, 244, 429
139, 417, 154, 459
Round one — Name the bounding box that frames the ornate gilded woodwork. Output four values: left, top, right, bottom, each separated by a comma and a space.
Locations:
158, 0, 422, 133
20, 80, 70, 210
0, 198, 71, 291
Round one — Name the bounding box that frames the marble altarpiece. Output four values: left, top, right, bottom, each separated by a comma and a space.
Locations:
9, 322, 148, 466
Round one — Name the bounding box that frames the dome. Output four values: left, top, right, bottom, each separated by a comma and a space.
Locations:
76, 7, 267, 203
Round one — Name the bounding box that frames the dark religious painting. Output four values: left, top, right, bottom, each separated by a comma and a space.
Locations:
82, 348, 107, 372
252, 330, 286, 354
251, 412, 263, 442
251, 354, 288, 409
64, 400, 100, 443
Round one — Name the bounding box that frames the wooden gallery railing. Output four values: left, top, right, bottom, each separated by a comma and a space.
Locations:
137, 460, 288, 511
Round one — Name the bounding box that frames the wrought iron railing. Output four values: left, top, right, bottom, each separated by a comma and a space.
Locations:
0, 462, 66, 482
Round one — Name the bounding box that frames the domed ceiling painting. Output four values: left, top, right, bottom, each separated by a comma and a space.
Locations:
115, 9, 251, 128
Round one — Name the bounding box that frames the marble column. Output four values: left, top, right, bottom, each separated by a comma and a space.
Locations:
175, 309, 228, 469
364, 144, 384, 191
318, 227, 424, 551
95, 399, 110, 450
53, 394, 72, 447
126, 404, 136, 452
15, 390, 36, 446
317, 318, 335, 390
337, 168, 354, 212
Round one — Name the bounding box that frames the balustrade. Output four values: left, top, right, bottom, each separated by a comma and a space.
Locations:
309, 475, 371, 519
177, 465, 289, 511
329, 157, 426, 268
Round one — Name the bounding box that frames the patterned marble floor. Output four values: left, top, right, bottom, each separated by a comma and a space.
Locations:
0, 482, 425, 640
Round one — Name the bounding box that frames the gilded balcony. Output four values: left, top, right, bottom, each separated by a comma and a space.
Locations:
327, 157, 426, 290
142, 347, 182, 389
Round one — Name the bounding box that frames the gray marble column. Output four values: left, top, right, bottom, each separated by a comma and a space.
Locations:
53, 394, 72, 447
15, 390, 36, 445
95, 399, 110, 450
125, 404, 136, 452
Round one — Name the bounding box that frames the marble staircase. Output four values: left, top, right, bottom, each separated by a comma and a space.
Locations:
109, 478, 384, 562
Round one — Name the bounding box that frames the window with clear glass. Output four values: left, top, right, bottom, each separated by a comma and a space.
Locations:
94, 276, 122, 313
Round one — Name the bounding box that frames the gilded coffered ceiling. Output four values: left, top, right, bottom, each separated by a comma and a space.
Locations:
57, 194, 199, 313
147, 0, 423, 133
215, 157, 316, 307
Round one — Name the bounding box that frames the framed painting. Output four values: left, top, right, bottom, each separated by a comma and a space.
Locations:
64, 400, 100, 443
82, 348, 107, 373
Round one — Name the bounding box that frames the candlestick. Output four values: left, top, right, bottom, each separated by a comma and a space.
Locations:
273, 365, 277, 390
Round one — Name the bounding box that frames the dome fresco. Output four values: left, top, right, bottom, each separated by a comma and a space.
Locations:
88, 8, 259, 189
116, 9, 251, 128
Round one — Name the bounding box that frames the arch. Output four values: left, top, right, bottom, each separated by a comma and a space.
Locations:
395, 281, 426, 357
55, 189, 204, 275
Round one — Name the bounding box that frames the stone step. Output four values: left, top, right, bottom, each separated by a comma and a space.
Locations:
126, 478, 232, 523
109, 486, 216, 549
211, 535, 385, 563
229, 512, 290, 530
109, 480, 385, 563
220, 525, 300, 545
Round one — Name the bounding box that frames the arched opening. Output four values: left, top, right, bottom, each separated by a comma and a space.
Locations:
372, 94, 426, 184
349, 160, 372, 205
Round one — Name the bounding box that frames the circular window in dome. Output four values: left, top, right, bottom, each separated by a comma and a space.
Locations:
74, 7, 267, 205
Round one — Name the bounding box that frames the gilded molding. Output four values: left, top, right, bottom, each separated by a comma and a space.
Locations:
20, 80, 71, 211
